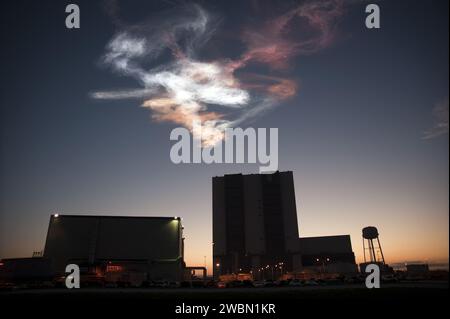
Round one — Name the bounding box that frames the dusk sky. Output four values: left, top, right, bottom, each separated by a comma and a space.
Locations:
1, 0, 448, 272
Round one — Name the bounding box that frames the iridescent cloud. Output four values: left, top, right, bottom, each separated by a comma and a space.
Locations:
92, 1, 344, 145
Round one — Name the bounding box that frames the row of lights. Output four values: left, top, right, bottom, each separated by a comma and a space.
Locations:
316, 257, 331, 262
54, 214, 183, 220
215, 262, 285, 270
257, 262, 284, 271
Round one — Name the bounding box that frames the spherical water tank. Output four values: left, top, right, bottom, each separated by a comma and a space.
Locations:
362, 226, 379, 239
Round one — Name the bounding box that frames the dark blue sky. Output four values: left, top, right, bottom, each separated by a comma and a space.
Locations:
1, 0, 448, 267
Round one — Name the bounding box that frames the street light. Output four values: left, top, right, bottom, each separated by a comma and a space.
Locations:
279, 262, 284, 277
259, 268, 265, 280
215, 263, 221, 278
315, 257, 330, 276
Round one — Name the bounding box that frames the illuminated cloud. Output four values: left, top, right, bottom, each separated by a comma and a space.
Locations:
423, 98, 449, 140
92, 1, 345, 145
232, 0, 344, 70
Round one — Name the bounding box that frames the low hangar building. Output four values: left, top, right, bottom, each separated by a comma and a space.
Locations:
43, 214, 185, 283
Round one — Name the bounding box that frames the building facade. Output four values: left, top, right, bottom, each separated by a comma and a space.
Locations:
213, 171, 358, 279
43, 215, 184, 283
299, 235, 357, 274
213, 171, 302, 279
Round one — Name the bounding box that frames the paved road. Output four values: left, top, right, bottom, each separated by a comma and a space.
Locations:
2, 280, 447, 296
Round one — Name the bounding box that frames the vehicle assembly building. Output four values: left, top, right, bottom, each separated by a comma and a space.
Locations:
213, 171, 302, 278
44, 215, 185, 283
212, 171, 357, 279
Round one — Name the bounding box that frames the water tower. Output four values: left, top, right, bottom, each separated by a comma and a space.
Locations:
362, 226, 385, 264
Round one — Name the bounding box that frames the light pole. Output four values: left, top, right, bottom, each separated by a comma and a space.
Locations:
216, 263, 221, 279
265, 265, 271, 280
278, 262, 284, 279
315, 257, 330, 277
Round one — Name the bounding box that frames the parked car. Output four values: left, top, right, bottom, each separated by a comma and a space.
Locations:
263, 280, 276, 287
277, 280, 289, 286
105, 282, 118, 288
252, 281, 265, 288
382, 274, 398, 283
325, 278, 343, 286
303, 280, 319, 286
217, 281, 227, 288
288, 279, 303, 287
227, 280, 243, 288
153, 281, 168, 288
191, 280, 205, 288
344, 276, 364, 284
167, 281, 180, 288
316, 279, 327, 286
205, 280, 217, 288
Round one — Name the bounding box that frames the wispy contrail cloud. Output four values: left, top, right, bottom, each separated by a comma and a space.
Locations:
423, 98, 449, 140
232, 0, 344, 70
92, 1, 344, 146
